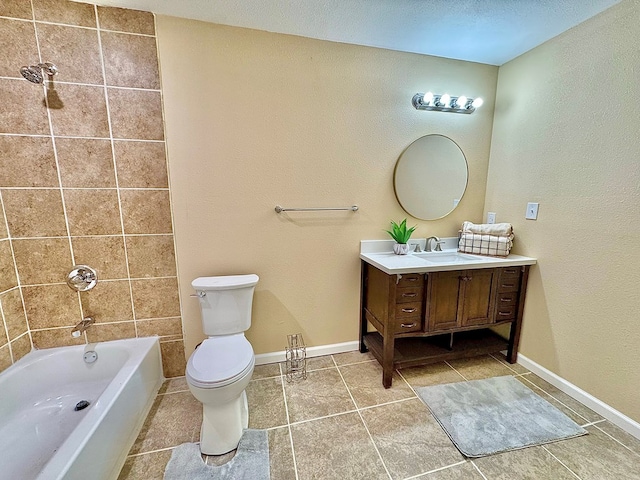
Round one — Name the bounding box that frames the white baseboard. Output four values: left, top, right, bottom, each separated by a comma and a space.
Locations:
254, 341, 360, 366
517, 353, 640, 440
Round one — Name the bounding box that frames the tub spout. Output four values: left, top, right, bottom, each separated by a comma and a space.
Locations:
71, 317, 95, 338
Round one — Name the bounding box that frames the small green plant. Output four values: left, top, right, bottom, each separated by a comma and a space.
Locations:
385, 219, 416, 244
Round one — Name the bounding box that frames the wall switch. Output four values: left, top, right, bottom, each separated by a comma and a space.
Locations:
525, 202, 539, 220
487, 212, 496, 224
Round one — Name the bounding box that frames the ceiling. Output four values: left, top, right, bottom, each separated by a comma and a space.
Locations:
88, 0, 621, 65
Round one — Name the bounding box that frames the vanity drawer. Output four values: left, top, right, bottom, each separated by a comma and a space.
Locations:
498, 268, 521, 293
392, 316, 422, 334
395, 286, 424, 303
497, 291, 518, 307
397, 273, 424, 287
495, 305, 517, 321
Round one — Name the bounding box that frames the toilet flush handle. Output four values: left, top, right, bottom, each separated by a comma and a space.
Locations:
189, 291, 206, 298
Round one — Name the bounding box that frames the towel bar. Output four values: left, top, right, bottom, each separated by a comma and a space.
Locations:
274, 205, 358, 213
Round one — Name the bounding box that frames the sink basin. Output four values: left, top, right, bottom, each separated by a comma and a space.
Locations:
413, 252, 487, 263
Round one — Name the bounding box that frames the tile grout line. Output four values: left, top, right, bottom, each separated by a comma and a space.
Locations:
592, 423, 640, 457
401, 460, 468, 480
332, 355, 394, 480
278, 361, 300, 480
444, 360, 470, 381
469, 459, 489, 480
541, 445, 584, 479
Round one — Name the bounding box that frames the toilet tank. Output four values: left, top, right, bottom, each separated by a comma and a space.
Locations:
191, 274, 259, 336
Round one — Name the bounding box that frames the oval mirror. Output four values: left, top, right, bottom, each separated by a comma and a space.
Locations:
394, 134, 468, 220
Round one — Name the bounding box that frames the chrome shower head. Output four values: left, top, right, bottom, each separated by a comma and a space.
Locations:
19, 62, 58, 84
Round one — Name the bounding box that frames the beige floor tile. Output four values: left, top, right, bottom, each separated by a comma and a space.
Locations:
305, 354, 335, 371
416, 461, 484, 479
361, 398, 464, 479
291, 412, 389, 480
117, 450, 173, 480
332, 349, 376, 366
545, 426, 640, 480
473, 445, 578, 479
339, 361, 415, 408
447, 354, 516, 380
519, 374, 602, 423
491, 352, 531, 374
247, 377, 287, 429
269, 426, 297, 480
596, 421, 640, 456
157, 377, 188, 394
399, 361, 466, 388
130, 391, 202, 454
284, 368, 355, 423
253, 362, 281, 379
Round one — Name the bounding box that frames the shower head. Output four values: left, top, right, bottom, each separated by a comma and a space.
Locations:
19, 62, 58, 84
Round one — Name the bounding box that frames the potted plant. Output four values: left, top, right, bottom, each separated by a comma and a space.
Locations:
386, 219, 416, 255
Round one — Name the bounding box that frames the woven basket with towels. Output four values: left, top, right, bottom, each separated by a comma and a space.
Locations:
458, 221, 514, 257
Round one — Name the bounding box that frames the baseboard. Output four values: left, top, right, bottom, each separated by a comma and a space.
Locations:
254, 341, 359, 366
517, 354, 640, 440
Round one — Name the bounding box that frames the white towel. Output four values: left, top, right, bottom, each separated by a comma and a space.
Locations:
462, 221, 513, 237
459, 233, 512, 257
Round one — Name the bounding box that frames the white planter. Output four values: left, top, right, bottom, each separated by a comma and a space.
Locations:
393, 243, 410, 255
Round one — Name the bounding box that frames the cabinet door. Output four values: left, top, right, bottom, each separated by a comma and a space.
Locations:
461, 269, 496, 327
427, 270, 463, 331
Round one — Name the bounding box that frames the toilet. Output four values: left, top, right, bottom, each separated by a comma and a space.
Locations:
186, 274, 259, 455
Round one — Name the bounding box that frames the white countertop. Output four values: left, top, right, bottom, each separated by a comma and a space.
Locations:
360, 238, 536, 275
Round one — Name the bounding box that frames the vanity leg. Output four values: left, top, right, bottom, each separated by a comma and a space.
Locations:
507, 265, 530, 363
359, 261, 369, 353
382, 329, 394, 388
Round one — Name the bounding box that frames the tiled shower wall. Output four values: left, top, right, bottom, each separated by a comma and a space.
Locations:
0, 0, 186, 377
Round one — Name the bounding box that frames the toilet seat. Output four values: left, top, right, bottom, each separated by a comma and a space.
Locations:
187, 334, 254, 389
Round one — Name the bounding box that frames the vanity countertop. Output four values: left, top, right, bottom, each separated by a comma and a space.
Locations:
360, 238, 536, 275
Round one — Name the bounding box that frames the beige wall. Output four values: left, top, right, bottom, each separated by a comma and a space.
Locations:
486, 0, 640, 421
0, 1, 185, 377
155, 17, 498, 356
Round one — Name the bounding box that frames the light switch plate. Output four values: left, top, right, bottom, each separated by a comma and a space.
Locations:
525, 202, 539, 220
487, 212, 496, 224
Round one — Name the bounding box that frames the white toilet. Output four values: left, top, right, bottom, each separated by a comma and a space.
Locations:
186, 274, 259, 455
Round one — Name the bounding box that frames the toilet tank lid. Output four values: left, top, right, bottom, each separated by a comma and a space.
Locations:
192, 274, 259, 290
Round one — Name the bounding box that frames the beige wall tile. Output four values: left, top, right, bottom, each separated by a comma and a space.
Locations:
102, 31, 160, 89
97, 6, 155, 35
37, 23, 103, 84
56, 138, 116, 188
160, 339, 186, 378
31, 327, 85, 348
13, 237, 73, 285
2, 189, 67, 237
0, 240, 17, 292
114, 141, 167, 188
48, 83, 109, 137
0, 0, 33, 20
71, 236, 128, 280
86, 321, 135, 343
0, 345, 11, 372
0, 288, 28, 341
131, 277, 180, 319
0, 198, 6, 239
0, 136, 57, 187
108, 88, 164, 140
126, 235, 176, 278
10, 332, 32, 360
23, 284, 82, 329
120, 190, 173, 234
0, 18, 39, 78
0, 79, 50, 134
136, 317, 182, 338
32, 0, 96, 27
64, 189, 122, 236
80, 279, 133, 322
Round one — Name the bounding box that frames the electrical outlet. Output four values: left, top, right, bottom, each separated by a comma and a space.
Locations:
487, 212, 496, 224
525, 202, 539, 220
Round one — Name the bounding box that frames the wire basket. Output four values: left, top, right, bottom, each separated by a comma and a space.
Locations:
285, 333, 307, 383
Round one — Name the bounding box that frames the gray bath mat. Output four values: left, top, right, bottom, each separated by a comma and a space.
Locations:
416, 376, 587, 457
164, 429, 269, 479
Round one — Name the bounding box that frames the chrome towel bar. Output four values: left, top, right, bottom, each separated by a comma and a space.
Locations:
275, 205, 358, 213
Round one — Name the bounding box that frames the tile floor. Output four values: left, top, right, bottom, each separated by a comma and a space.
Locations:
117, 352, 640, 480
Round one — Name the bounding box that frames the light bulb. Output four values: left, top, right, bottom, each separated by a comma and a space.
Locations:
472, 97, 484, 108
456, 96, 467, 109
423, 91, 433, 105
440, 94, 451, 107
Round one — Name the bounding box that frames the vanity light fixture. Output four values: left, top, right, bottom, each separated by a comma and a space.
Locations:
412, 91, 483, 114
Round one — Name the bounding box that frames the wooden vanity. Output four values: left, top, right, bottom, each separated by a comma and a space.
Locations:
359, 243, 535, 388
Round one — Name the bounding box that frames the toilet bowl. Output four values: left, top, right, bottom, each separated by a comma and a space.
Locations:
186, 274, 259, 455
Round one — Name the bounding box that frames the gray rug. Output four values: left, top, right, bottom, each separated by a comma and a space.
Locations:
164, 429, 269, 479
416, 375, 588, 457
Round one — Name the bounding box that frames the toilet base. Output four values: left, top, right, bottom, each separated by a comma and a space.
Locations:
199, 390, 249, 455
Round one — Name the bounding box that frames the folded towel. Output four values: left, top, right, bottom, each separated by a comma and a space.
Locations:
462, 221, 513, 237
459, 232, 512, 257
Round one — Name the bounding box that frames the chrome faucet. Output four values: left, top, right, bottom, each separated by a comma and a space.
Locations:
425, 236, 444, 252
71, 317, 95, 338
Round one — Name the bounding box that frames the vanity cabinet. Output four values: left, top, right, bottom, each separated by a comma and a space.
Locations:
359, 262, 530, 388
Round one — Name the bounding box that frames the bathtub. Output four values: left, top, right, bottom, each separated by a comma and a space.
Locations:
0, 336, 164, 480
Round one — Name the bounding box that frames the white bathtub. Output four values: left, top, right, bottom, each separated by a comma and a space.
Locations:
0, 336, 164, 480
